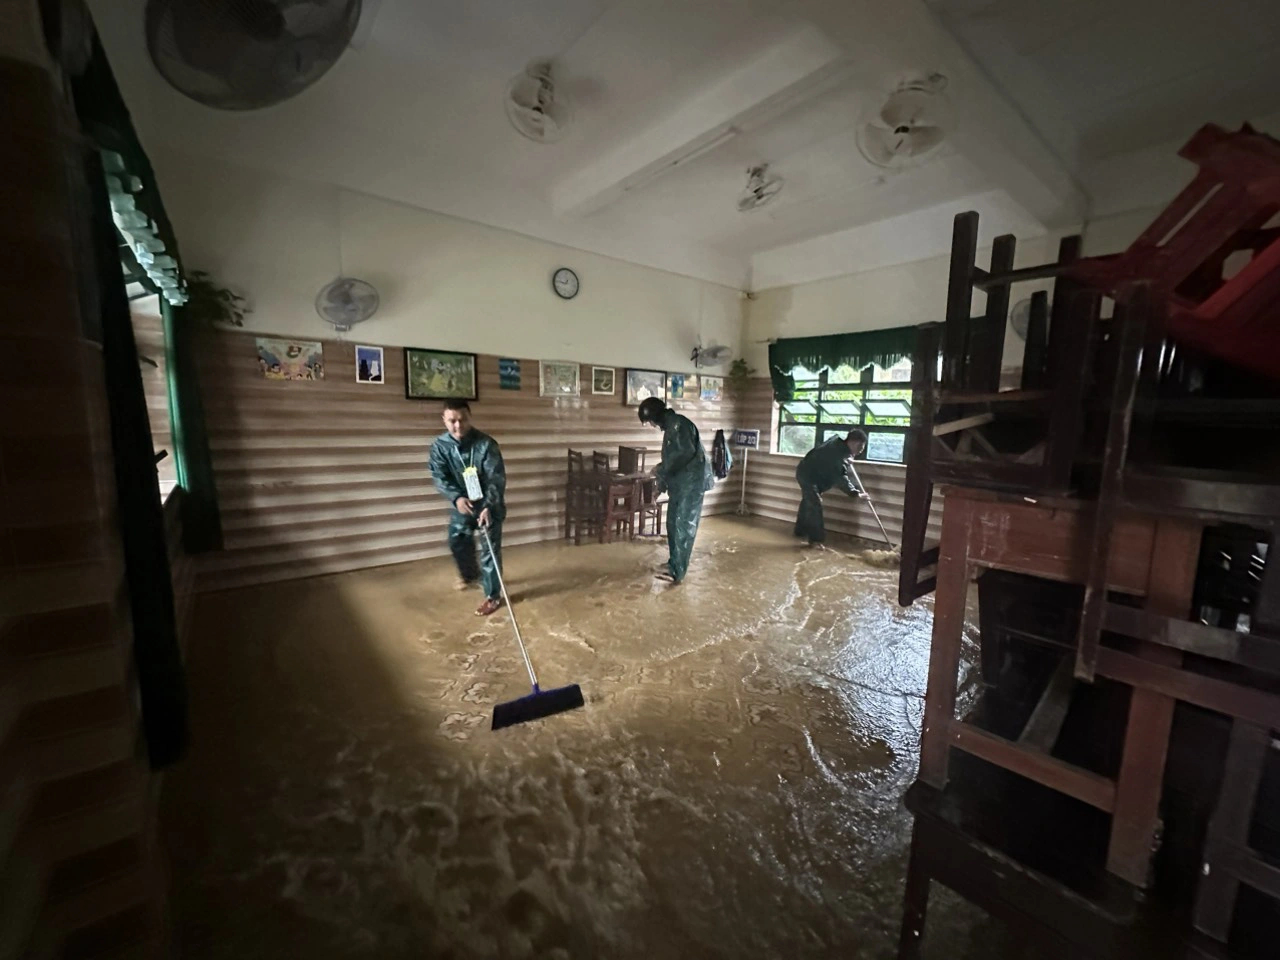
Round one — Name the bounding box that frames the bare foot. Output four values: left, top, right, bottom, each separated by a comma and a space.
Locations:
455, 578, 477, 591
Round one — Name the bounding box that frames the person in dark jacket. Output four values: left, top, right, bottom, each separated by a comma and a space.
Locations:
639, 397, 713, 583
793, 429, 868, 546
428, 399, 508, 616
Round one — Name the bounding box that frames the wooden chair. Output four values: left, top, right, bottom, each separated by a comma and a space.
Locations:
637, 481, 665, 537
617, 446, 647, 475
591, 452, 636, 543
565, 449, 603, 545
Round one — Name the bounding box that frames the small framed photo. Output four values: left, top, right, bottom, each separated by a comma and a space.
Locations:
591, 366, 615, 395
700, 375, 723, 402
539, 360, 581, 398
669, 373, 687, 400
355, 345, 384, 384
624, 368, 666, 406
405, 348, 477, 400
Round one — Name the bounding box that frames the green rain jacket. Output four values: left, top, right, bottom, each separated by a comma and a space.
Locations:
655, 410, 714, 495
429, 429, 507, 521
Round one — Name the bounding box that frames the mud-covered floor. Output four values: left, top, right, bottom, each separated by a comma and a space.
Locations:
163, 517, 1026, 959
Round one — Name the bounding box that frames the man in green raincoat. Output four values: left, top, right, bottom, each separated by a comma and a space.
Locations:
639, 397, 713, 584
429, 399, 507, 616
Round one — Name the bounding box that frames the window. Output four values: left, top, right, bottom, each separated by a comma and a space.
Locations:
776, 358, 912, 463
129, 292, 179, 502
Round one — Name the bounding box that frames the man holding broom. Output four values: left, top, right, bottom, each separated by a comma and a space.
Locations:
793, 429, 869, 547
429, 399, 507, 616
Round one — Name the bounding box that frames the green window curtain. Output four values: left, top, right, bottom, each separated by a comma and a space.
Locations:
768, 325, 921, 401
163, 298, 223, 552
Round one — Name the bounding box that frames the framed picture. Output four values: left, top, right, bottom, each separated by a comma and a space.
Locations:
700, 375, 723, 402
591, 366, 615, 395
669, 373, 696, 400
539, 360, 581, 398
499, 358, 521, 390
257, 337, 323, 380
355, 345, 384, 384
404, 348, 477, 400
624, 368, 666, 406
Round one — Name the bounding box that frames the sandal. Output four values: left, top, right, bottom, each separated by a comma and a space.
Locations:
654, 572, 678, 584
475, 597, 503, 617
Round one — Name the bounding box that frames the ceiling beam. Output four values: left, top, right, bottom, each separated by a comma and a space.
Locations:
552, 24, 847, 218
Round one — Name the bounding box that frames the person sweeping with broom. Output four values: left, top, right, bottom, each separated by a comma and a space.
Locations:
793, 429, 870, 548
429, 399, 508, 616
639, 396, 713, 584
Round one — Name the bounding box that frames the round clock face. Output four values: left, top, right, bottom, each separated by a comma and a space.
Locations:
552, 267, 579, 300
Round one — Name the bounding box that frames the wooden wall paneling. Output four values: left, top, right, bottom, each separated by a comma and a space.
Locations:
1, 52, 168, 960
736, 379, 944, 548
194, 330, 743, 591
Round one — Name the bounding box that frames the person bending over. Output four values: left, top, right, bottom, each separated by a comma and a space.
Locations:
428, 399, 507, 616
639, 397, 713, 584
793, 429, 868, 547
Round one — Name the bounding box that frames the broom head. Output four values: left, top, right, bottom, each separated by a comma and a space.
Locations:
491, 683, 585, 730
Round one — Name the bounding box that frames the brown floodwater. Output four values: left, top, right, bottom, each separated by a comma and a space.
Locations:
163, 517, 1024, 959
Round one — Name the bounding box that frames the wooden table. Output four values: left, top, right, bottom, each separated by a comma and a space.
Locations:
920, 485, 1280, 887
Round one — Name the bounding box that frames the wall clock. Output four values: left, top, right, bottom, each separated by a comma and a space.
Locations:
552, 267, 579, 300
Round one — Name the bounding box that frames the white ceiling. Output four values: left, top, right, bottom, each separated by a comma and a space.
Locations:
926, 0, 1280, 166
90, 0, 1280, 291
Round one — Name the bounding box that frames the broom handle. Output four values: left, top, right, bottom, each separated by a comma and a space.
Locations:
480, 523, 539, 691
847, 462, 897, 550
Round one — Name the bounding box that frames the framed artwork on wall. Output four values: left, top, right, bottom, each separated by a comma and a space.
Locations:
700, 375, 723, 401
591, 366, 615, 395
624, 368, 666, 406
355, 345, 384, 384
404, 348, 478, 400
499, 358, 521, 390
539, 360, 581, 398
669, 373, 686, 400
257, 337, 324, 380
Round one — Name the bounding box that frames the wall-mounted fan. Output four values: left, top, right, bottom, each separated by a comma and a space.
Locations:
737, 164, 783, 212
315, 276, 379, 331
856, 73, 951, 169
145, 0, 363, 110
505, 60, 572, 143
691, 343, 733, 368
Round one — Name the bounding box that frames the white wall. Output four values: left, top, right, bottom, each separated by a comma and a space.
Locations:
153, 148, 745, 373
743, 231, 1067, 373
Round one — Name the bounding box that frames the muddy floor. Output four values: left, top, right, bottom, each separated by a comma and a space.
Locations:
162, 516, 1027, 959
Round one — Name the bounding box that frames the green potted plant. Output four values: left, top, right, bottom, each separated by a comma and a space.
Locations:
726, 357, 754, 400
183, 270, 248, 327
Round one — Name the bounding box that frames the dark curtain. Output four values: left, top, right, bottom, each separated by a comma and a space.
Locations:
72, 35, 188, 769
768, 325, 921, 402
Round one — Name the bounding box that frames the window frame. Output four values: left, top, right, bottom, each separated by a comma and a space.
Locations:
775, 361, 912, 463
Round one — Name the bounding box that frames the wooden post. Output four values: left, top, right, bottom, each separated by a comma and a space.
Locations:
1076, 286, 1151, 680
1194, 720, 1271, 941
897, 827, 931, 960
1105, 517, 1201, 886
970, 234, 1016, 392
919, 496, 973, 787
898, 323, 941, 607
942, 213, 979, 390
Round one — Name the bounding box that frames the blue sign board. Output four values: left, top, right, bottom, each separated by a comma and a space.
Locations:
731, 429, 760, 449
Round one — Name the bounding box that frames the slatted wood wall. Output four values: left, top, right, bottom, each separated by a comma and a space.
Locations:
194, 328, 743, 592
2, 54, 168, 958
736, 378, 943, 548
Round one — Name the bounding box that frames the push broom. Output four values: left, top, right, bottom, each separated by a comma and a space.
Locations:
480, 524, 585, 730
846, 461, 900, 567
